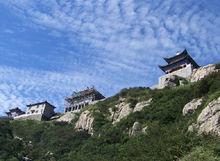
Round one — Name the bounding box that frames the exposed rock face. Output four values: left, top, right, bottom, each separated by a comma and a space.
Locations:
56, 112, 76, 123
110, 102, 133, 124
187, 123, 197, 133
196, 97, 220, 135
189, 97, 220, 136
110, 98, 152, 124
129, 122, 148, 136
133, 99, 152, 112
129, 122, 142, 136
142, 125, 148, 133
163, 75, 180, 88
75, 110, 94, 134
189, 64, 217, 82
182, 98, 203, 116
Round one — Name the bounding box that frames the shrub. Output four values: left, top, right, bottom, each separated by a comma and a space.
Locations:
127, 97, 138, 108
215, 63, 220, 69
193, 79, 210, 97
180, 147, 219, 161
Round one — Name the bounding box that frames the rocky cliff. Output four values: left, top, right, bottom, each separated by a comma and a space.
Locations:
55, 112, 77, 123
109, 98, 152, 124
75, 110, 94, 134
188, 96, 220, 136
182, 98, 203, 116
189, 64, 218, 82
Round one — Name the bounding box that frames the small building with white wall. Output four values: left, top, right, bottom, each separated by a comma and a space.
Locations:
14, 101, 56, 121
157, 49, 200, 89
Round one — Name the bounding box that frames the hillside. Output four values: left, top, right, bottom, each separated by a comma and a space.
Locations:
1, 64, 220, 161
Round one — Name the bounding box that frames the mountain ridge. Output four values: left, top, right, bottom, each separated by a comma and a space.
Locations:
1, 63, 220, 161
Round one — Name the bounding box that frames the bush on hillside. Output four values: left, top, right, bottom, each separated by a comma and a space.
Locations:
127, 97, 138, 108
193, 70, 220, 98
215, 63, 220, 69
0, 121, 25, 160
180, 147, 219, 161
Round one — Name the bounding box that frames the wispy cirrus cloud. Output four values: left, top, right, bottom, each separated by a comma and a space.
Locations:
3, 0, 220, 65
0, 65, 118, 114
0, 0, 219, 114
2, 0, 220, 64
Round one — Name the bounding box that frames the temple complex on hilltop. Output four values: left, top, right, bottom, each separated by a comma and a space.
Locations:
157, 49, 200, 89
65, 87, 105, 113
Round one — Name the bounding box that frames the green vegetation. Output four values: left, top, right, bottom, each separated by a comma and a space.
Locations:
1, 71, 220, 161
215, 63, 220, 69
180, 146, 219, 161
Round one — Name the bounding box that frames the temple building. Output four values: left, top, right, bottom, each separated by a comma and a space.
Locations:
5, 107, 25, 118
65, 87, 105, 113
14, 101, 56, 121
159, 49, 199, 74
158, 49, 199, 88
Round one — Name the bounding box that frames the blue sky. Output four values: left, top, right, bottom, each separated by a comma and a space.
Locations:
0, 0, 219, 114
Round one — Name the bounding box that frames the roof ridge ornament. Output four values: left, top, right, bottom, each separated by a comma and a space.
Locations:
176, 51, 181, 55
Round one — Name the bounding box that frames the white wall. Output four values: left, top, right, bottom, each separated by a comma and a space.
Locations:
158, 64, 194, 89
26, 103, 55, 119
26, 104, 45, 115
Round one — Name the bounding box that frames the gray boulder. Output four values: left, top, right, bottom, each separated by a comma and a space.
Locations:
189, 64, 218, 82
129, 122, 142, 136
75, 110, 94, 134
163, 75, 180, 88
110, 101, 133, 124
182, 98, 203, 116
133, 98, 152, 112
188, 96, 220, 136
55, 112, 76, 123
109, 98, 152, 124
129, 122, 148, 136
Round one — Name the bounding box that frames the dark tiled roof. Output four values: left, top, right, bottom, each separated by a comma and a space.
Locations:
159, 49, 199, 72
66, 87, 105, 100
27, 101, 56, 108
163, 49, 188, 64
10, 107, 24, 113
5, 107, 25, 115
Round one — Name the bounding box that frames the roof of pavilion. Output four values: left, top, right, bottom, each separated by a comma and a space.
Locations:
159, 49, 200, 73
